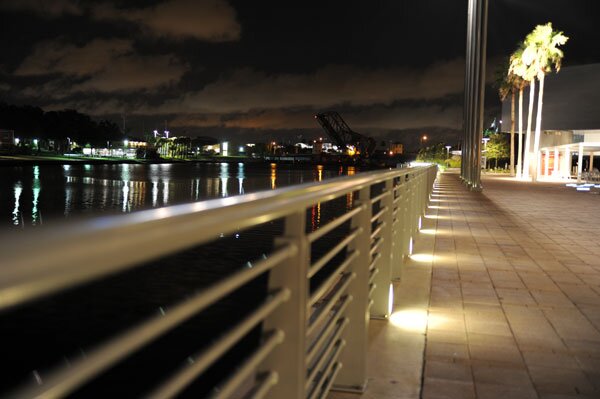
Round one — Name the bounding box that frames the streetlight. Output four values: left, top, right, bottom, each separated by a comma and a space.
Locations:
420, 135, 428, 146
445, 145, 452, 158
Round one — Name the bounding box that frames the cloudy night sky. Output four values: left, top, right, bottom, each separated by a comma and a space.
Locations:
1, 0, 599, 149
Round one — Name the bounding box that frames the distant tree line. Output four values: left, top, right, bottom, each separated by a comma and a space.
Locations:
0, 102, 122, 147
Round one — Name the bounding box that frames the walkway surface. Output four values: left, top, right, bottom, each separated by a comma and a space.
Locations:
332, 169, 600, 399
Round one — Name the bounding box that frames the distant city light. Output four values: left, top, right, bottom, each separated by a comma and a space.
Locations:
238, 146, 244, 152
14, 138, 19, 144
124, 139, 129, 147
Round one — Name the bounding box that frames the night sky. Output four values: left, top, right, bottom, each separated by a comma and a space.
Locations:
1, 0, 599, 148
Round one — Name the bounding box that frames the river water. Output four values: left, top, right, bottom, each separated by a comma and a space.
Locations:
0, 162, 362, 397
0, 162, 350, 229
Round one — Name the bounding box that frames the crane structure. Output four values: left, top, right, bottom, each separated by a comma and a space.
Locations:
314, 112, 376, 158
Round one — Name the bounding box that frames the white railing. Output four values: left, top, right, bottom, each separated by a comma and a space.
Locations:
0, 165, 437, 399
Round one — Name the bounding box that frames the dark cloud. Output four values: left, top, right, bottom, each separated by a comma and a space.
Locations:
0, 0, 82, 17
15, 39, 188, 94
163, 60, 467, 114
92, 0, 241, 41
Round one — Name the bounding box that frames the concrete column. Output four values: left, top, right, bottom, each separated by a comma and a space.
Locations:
590, 153, 595, 172
553, 147, 559, 176
544, 149, 550, 177
461, 0, 487, 191
577, 144, 584, 182
564, 148, 571, 179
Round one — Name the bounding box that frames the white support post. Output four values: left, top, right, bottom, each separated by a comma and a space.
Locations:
591, 153, 595, 172
371, 178, 394, 319
402, 176, 411, 258
334, 186, 370, 392
577, 143, 584, 183
553, 147, 559, 176
544, 149, 550, 177
392, 178, 406, 280
261, 211, 309, 399
564, 148, 571, 179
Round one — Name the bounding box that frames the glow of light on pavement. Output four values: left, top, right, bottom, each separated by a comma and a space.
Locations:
410, 253, 436, 263
419, 229, 436, 235
389, 309, 446, 332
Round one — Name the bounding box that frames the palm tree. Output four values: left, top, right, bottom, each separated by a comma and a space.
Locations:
522, 23, 568, 181
509, 46, 533, 179
496, 58, 516, 176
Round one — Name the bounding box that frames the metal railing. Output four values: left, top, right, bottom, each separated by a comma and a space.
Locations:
0, 165, 437, 399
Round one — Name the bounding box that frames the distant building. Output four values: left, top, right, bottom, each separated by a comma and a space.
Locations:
390, 142, 404, 155
0, 129, 14, 149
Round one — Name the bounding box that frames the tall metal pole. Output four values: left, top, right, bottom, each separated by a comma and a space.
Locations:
462, 0, 488, 190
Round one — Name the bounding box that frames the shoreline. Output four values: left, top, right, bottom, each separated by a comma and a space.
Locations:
0, 155, 374, 169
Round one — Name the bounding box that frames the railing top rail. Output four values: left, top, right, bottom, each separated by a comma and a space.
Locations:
0, 165, 434, 311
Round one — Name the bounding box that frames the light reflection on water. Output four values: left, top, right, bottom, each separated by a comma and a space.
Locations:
2, 163, 354, 228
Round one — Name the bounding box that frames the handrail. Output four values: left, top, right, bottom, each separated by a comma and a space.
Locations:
1, 164, 438, 399
0, 167, 420, 311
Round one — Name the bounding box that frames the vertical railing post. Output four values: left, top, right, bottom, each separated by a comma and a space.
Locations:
370, 178, 394, 319
261, 211, 309, 399
391, 177, 403, 280
400, 174, 411, 260
334, 186, 370, 391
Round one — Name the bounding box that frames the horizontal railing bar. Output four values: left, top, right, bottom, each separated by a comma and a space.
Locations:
308, 228, 361, 279
148, 288, 289, 399
242, 371, 278, 399
317, 362, 342, 399
369, 267, 379, 285
209, 329, 283, 399
307, 274, 354, 337
307, 206, 363, 243
305, 318, 348, 389
308, 341, 345, 399
308, 250, 359, 308
369, 253, 381, 272
370, 222, 385, 240
369, 283, 376, 298
370, 206, 388, 223
306, 300, 351, 366
370, 191, 390, 205
370, 237, 384, 257
11, 246, 295, 399
0, 167, 426, 311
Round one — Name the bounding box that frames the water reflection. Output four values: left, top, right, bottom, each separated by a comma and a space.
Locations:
270, 163, 277, 189
13, 182, 22, 226
220, 163, 229, 197
32, 166, 41, 225
2, 163, 357, 228
237, 163, 245, 195
346, 166, 356, 210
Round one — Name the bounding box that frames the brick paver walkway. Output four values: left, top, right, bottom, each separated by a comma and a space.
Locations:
423, 170, 600, 399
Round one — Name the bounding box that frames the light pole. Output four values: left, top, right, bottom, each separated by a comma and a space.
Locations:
482, 137, 490, 169
420, 135, 428, 147
445, 145, 451, 158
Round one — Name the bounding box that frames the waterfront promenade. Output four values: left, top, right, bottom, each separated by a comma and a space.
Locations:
332, 170, 600, 399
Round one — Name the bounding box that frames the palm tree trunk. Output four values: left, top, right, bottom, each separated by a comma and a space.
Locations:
522, 79, 536, 180
517, 87, 524, 178
532, 74, 545, 182
510, 89, 516, 176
